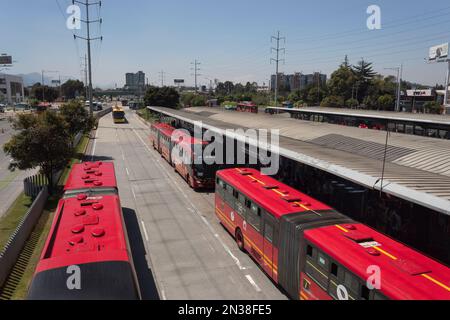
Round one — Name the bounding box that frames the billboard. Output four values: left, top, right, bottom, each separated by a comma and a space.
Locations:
0, 55, 12, 65
428, 43, 449, 62
174, 79, 185, 84
406, 89, 432, 97
51, 80, 61, 84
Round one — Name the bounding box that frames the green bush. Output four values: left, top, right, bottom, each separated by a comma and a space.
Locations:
321, 95, 344, 108
345, 98, 359, 108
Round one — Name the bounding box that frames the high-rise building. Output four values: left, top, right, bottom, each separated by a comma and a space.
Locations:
0, 73, 24, 104
270, 72, 327, 92
125, 71, 146, 91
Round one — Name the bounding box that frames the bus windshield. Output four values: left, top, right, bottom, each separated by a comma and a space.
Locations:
113, 111, 125, 119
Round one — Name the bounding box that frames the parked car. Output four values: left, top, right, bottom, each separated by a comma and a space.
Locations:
15, 103, 31, 110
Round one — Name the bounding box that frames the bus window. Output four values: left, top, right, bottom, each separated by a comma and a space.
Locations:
216, 178, 225, 197
264, 221, 273, 243
343, 270, 359, 298
247, 202, 261, 232
306, 244, 313, 257
304, 244, 329, 290
225, 184, 234, 206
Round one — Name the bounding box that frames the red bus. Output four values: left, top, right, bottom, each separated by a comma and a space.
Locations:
28, 162, 140, 299
149, 122, 171, 151
237, 102, 258, 113
149, 123, 174, 163
215, 168, 450, 300
63, 161, 118, 198
171, 130, 215, 189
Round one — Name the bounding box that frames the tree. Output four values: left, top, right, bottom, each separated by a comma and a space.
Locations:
61, 79, 85, 100
144, 86, 180, 108
4, 112, 73, 193
346, 98, 359, 108
327, 64, 356, 102
377, 94, 395, 111
423, 101, 441, 114
306, 87, 326, 105
180, 92, 196, 107
321, 95, 344, 108
352, 59, 376, 102
191, 95, 207, 106
31, 83, 59, 102
59, 100, 95, 143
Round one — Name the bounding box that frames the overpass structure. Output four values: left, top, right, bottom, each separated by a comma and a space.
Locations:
148, 106, 450, 265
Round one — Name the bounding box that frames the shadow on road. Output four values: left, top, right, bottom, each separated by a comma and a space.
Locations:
83, 155, 115, 162
122, 207, 160, 300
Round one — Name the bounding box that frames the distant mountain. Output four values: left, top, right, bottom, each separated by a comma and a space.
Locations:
15, 72, 50, 87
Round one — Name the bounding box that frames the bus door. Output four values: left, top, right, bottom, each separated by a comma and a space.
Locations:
262, 211, 275, 279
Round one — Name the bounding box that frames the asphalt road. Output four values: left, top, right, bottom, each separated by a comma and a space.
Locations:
87, 108, 287, 300
0, 117, 37, 218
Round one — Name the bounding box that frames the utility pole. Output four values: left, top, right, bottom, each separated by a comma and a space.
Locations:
271, 31, 285, 107
159, 71, 165, 87
73, 0, 103, 116
191, 60, 201, 93
384, 64, 403, 112
317, 72, 321, 106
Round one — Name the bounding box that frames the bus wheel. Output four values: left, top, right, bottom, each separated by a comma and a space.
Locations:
235, 228, 245, 252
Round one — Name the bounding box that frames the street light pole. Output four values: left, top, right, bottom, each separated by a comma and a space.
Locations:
385, 65, 403, 112
444, 60, 450, 107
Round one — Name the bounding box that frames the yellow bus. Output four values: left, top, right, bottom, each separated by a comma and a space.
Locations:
112, 106, 126, 123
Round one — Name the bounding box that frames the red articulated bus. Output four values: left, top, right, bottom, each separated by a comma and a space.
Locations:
63, 161, 118, 198
171, 130, 215, 189
215, 168, 450, 300
28, 162, 140, 300
237, 102, 258, 113
150, 122, 217, 190
149, 122, 172, 151
152, 124, 175, 163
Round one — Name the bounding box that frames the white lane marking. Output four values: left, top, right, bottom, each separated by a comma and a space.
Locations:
91, 128, 98, 161
245, 275, 261, 292
132, 128, 246, 271
160, 288, 167, 300
141, 220, 149, 241
125, 167, 130, 176
131, 186, 137, 200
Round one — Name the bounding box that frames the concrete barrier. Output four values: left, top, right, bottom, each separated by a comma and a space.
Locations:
95, 107, 112, 119
0, 187, 49, 288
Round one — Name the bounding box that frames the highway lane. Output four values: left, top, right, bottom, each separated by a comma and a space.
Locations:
0, 117, 37, 218
89, 108, 287, 300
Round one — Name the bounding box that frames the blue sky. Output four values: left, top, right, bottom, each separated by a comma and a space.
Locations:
2, 0, 450, 88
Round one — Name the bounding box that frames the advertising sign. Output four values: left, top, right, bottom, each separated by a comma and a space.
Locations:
0, 55, 12, 65
429, 43, 449, 62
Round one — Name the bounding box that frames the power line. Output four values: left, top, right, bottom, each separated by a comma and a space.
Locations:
271, 31, 285, 107
290, 5, 450, 43
191, 60, 201, 93
73, 0, 103, 116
